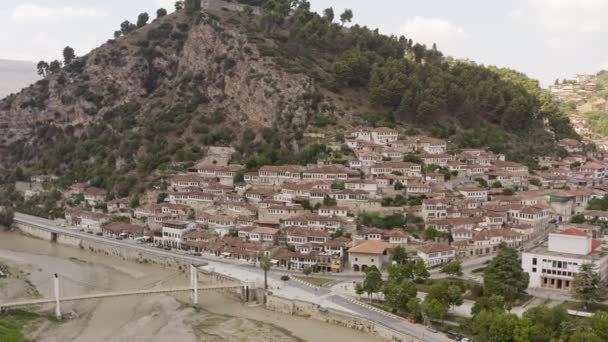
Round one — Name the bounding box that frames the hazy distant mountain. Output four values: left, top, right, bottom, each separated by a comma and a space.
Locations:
0, 59, 39, 99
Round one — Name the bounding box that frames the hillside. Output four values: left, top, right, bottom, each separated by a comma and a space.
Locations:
0, 0, 577, 196
0, 59, 38, 99
553, 71, 608, 141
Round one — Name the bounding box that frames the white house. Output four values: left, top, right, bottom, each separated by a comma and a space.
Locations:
458, 187, 488, 202
348, 240, 393, 272
161, 221, 196, 249
415, 243, 456, 266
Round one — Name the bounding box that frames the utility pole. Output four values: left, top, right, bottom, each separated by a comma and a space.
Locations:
54, 273, 61, 319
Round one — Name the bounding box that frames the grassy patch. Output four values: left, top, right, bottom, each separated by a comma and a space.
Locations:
0, 310, 41, 342
294, 276, 334, 287
561, 300, 608, 313
416, 277, 481, 293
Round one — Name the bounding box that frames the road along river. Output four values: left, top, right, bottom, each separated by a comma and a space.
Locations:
0, 231, 383, 342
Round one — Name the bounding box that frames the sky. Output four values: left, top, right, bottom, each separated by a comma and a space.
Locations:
0, 0, 607, 86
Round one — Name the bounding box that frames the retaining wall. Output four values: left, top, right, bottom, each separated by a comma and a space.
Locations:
15, 223, 198, 273
265, 294, 421, 342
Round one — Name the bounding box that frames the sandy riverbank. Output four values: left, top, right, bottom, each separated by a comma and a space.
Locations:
0, 232, 382, 342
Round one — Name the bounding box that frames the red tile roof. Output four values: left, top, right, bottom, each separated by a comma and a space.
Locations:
416, 243, 455, 254
349, 240, 393, 254
560, 228, 588, 237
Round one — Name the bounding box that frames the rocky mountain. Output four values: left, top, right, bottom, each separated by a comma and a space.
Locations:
0, 59, 38, 99
0, 1, 577, 195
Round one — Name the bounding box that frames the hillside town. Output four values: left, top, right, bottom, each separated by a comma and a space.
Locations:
549, 74, 598, 103
5, 0, 608, 340
14, 127, 608, 296
549, 73, 608, 151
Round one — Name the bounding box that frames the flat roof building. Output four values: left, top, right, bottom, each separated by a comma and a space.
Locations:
522, 228, 607, 291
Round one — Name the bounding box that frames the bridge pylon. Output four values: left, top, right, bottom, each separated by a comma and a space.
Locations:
190, 265, 199, 304
54, 273, 61, 319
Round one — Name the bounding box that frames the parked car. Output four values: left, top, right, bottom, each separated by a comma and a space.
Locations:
446, 332, 470, 341
163, 246, 172, 251
446, 332, 461, 340
95, 232, 102, 236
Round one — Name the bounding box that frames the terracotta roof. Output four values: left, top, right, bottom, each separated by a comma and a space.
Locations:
324, 237, 352, 247
191, 164, 242, 172
84, 187, 107, 197
259, 165, 306, 173
183, 230, 217, 240
416, 243, 455, 254
349, 240, 393, 255
560, 228, 589, 237
372, 161, 419, 169
103, 222, 144, 234
583, 210, 608, 217
250, 227, 280, 235
383, 229, 409, 238
472, 229, 521, 241
285, 227, 329, 238
171, 174, 207, 183
360, 227, 385, 235
371, 127, 398, 134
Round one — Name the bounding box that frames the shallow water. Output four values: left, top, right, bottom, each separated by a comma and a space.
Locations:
0, 232, 381, 342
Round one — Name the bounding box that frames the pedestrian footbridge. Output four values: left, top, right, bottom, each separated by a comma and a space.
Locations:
0, 266, 253, 318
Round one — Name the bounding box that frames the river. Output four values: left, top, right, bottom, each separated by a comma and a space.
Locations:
0, 232, 382, 342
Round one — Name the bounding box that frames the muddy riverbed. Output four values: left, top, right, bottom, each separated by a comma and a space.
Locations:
0, 232, 381, 342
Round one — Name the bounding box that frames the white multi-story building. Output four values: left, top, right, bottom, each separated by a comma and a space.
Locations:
161, 221, 196, 249
421, 199, 449, 220
254, 165, 305, 185
370, 162, 422, 177
416, 243, 456, 266
344, 180, 378, 194
458, 187, 488, 202
353, 127, 398, 145
522, 228, 607, 291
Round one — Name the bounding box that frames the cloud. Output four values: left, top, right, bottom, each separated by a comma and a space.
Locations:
525, 0, 608, 34
399, 16, 468, 49
507, 9, 523, 19
11, 4, 107, 22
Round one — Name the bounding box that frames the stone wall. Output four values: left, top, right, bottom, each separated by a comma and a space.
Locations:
15, 222, 196, 272
57, 234, 83, 248
16, 223, 53, 241
265, 294, 421, 342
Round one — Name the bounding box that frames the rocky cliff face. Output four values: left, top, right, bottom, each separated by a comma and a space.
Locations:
0, 11, 318, 150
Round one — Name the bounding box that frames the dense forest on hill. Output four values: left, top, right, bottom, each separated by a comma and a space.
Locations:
0, 0, 577, 199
